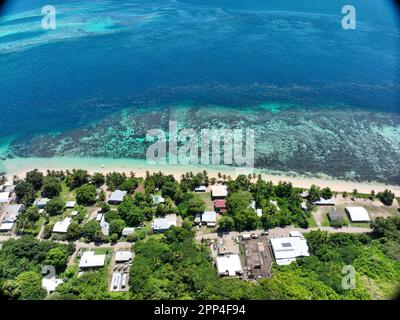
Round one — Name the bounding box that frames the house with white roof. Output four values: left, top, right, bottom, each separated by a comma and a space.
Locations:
42, 278, 64, 294
122, 227, 135, 237
66, 201, 76, 208
115, 251, 133, 263
53, 217, 72, 234
79, 251, 106, 269
201, 211, 217, 227
216, 254, 243, 277
313, 198, 335, 206
194, 185, 207, 192
34, 198, 50, 208
152, 195, 165, 205
211, 185, 228, 199
108, 190, 127, 204
0, 222, 14, 232
2, 204, 24, 223
152, 214, 177, 232
345, 207, 370, 222
0, 192, 10, 204
270, 236, 309, 265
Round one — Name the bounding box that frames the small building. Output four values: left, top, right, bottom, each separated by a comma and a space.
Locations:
216, 254, 243, 277
108, 190, 127, 204
201, 211, 217, 227
211, 185, 228, 199
194, 214, 201, 225
313, 198, 335, 206
2, 204, 24, 223
42, 278, 63, 294
66, 201, 76, 208
115, 251, 133, 263
270, 236, 309, 265
52, 217, 72, 234
121, 227, 135, 237
194, 185, 207, 192
0, 222, 14, 232
217, 238, 240, 256
289, 231, 303, 238
0, 192, 10, 204
328, 210, 343, 223
345, 207, 370, 222
301, 202, 308, 210
3, 184, 15, 193
34, 198, 50, 208
100, 216, 109, 236
79, 251, 106, 269
242, 233, 251, 240
152, 214, 177, 232
71, 210, 79, 217
95, 213, 103, 221
256, 209, 262, 217
300, 191, 309, 198
213, 199, 226, 213
152, 195, 165, 205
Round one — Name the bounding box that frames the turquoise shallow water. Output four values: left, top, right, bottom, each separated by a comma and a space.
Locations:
0, 0, 399, 183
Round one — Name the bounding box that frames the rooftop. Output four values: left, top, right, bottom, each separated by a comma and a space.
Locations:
34, 198, 50, 207
66, 201, 76, 208
79, 251, 106, 269
115, 251, 133, 262
270, 236, 309, 265
211, 185, 228, 198
216, 254, 243, 277
313, 198, 335, 206
3, 204, 24, 223
108, 190, 127, 203
0, 192, 10, 203
153, 214, 177, 231
202, 211, 217, 223
217, 238, 240, 256
345, 207, 370, 222
213, 199, 226, 209
42, 278, 63, 294
53, 217, 72, 233
0, 222, 14, 232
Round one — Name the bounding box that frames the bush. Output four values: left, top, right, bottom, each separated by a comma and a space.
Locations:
377, 189, 395, 206
46, 197, 65, 216
76, 184, 97, 206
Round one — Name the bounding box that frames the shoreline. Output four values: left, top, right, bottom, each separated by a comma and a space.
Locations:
2, 156, 400, 196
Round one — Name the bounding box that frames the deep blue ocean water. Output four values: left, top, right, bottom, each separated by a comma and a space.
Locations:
0, 0, 399, 182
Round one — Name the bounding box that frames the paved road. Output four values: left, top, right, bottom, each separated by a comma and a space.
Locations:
195, 225, 372, 242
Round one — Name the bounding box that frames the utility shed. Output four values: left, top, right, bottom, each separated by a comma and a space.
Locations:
345, 207, 370, 222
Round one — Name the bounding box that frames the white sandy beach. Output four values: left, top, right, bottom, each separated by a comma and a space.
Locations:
2, 157, 400, 196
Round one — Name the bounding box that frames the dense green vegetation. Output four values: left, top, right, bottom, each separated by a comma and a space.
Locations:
0, 236, 73, 300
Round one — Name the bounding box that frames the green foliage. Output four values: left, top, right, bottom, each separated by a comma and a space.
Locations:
106, 172, 126, 191
15, 181, 36, 206
42, 176, 62, 198
82, 220, 103, 242
91, 172, 105, 187
161, 181, 181, 201
0, 236, 70, 299
45, 247, 69, 271
217, 215, 235, 232
66, 169, 89, 189
16, 206, 42, 235
76, 184, 97, 206
45, 197, 65, 216
377, 189, 395, 206
321, 187, 333, 200
118, 196, 145, 227
109, 219, 126, 237
25, 169, 44, 191
66, 221, 82, 241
